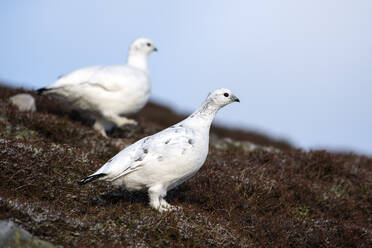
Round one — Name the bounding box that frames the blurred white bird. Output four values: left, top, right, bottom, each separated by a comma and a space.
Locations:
37, 38, 157, 137
79, 88, 240, 212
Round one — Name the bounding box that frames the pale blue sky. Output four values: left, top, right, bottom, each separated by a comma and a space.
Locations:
1, 1, 371, 154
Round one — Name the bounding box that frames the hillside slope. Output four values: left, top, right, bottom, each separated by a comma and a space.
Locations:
0, 84, 371, 247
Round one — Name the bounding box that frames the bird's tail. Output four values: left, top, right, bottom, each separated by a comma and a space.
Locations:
36, 87, 49, 95
78, 173, 107, 185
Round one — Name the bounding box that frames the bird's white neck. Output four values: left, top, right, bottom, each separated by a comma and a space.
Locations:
184, 100, 220, 132
127, 52, 148, 71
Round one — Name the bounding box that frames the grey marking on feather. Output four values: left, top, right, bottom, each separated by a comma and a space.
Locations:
143, 148, 148, 154
81, 82, 114, 92
112, 164, 144, 181
182, 148, 187, 155
188, 139, 194, 145
165, 139, 171, 144
135, 156, 143, 162
157, 156, 164, 162
193, 98, 215, 117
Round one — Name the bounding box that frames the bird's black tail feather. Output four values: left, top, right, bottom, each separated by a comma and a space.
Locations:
36, 87, 49, 95
78, 173, 107, 185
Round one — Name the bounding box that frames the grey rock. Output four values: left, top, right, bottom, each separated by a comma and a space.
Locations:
9, 94, 36, 112
0, 220, 54, 248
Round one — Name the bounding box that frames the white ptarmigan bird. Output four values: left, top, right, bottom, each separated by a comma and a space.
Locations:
79, 88, 240, 212
37, 38, 157, 137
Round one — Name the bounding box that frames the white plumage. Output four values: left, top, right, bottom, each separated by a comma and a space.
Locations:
38, 38, 157, 137
79, 88, 240, 212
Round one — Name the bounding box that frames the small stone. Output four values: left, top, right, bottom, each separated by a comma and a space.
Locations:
9, 94, 36, 112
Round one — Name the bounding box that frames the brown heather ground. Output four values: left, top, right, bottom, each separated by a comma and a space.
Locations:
0, 84, 371, 247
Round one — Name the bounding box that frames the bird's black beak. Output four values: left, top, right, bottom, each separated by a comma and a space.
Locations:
153, 47, 158, 52
232, 95, 240, 102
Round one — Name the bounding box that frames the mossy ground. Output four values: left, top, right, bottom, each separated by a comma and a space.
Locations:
0, 84, 371, 247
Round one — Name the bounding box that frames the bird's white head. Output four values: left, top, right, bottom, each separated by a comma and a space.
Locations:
186, 88, 240, 128
206, 88, 240, 108
127, 38, 157, 70
129, 38, 157, 56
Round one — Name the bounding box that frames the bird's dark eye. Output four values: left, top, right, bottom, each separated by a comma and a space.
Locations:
224, 93, 229, 97
146, 43, 151, 47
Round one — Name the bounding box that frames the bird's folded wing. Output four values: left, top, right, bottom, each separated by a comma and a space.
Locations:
48, 65, 147, 92
98, 128, 193, 181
